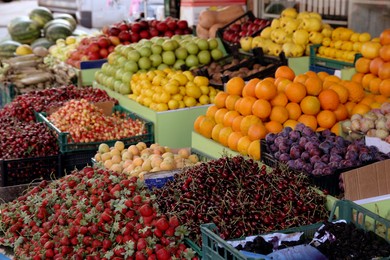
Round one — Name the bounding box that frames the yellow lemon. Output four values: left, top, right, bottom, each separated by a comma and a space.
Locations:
172, 73, 188, 85
186, 85, 202, 99
168, 99, 180, 110
183, 96, 197, 107
15, 44, 33, 56
193, 76, 209, 87
199, 85, 210, 95
156, 103, 169, 111
163, 83, 180, 95
65, 36, 76, 45
199, 95, 210, 105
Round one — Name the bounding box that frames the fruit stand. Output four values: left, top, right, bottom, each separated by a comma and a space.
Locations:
1, 1, 390, 259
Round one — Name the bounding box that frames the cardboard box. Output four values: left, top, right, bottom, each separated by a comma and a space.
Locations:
365, 136, 390, 154
342, 159, 390, 201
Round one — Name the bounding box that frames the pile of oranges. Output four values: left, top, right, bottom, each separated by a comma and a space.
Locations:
353, 28, 390, 97
194, 65, 390, 161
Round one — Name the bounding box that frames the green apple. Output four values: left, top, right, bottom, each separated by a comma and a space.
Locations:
151, 44, 163, 55
127, 50, 141, 62
124, 60, 138, 73
162, 40, 176, 51
186, 42, 199, 55
196, 38, 209, 51
138, 56, 152, 70
119, 83, 131, 95
106, 64, 116, 77
175, 47, 188, 60
138, 46, 152, 57
117, 55, 127, 66
207, 38, 219, 50
121, 71, 133, 84
197, 50, 211, 65
211, 49, 224, 61
149, 53, 162, 67
114, 80, 122, 92
171, 35, 182, 41
120, 45, 134, 57
155, 38, 165, 45
185, 54, 199, 68
138, 39, 152, 47
173, 59, 186, 70
157, 63, 169, 70
172, 40, 179, 50
101, 63, 110, 74
162, 51, 176, 65
106, 77, 115, 90
115, 68, 126, 80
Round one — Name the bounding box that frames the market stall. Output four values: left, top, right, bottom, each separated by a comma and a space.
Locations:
0, 1, 390, 259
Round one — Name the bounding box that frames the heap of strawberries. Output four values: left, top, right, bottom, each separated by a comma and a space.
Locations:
0, 167, 197, 259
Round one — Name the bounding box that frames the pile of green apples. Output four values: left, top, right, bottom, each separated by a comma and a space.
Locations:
94, 35, 224, 95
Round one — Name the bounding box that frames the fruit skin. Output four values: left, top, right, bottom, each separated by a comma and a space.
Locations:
44, 23, 73, 43
0, 40, 22, 58
31, 37, 55, 49
28, 7, 53, 29
8, 16, 41, 44
53, 13, 77, 31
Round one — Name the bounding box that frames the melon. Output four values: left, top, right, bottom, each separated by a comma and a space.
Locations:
29, 7, 53, 29
8, 16, 42, 44
0, 40, 22, 58
31, 37, 54, 49
53, 13, 77, 31
45, 23, 73, 43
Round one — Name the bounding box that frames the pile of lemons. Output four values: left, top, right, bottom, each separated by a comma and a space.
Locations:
128, 68, 220, 111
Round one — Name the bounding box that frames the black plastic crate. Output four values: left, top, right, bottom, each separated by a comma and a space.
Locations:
60, 150, 97, 175
36, 105, 154, 153
216, 11, 271, 53
0, 155, 61, 187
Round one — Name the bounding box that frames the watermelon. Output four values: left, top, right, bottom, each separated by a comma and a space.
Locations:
0, 40, 22, 58
45, 23, 73, 43
31, 38, 54, 49
43, 19, 73, 34
7, 16, 42, 44
29, 7, 53, 29
53, 13, 77, 31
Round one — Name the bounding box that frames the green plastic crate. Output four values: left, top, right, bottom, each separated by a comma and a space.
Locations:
310, 44, 361, 70
0, 83, 16, 107
200, 200, 390, 260
36, 105, 154, 153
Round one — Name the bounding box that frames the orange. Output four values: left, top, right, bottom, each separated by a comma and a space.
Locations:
214, 92, 229, 108
225, 77, 245, 96
329, 83, 349, 103
351, 72, 364, 84
374, 94, 388, 103
304, 71, 319, 78
285, 82, 307, 103
275, 65, 295, 81
317, 110, 337, 129
293, 74, 309, 85
242, 78, 260, 97
237, 96, 257, 116
214, 108, 229, 124
276, 78, 292, 93
255, 80, 277, 100
351, 103, 371, 115
223, 110, 240, 127
218, 126, 233, 147
370, 102, 382, 109
323, 75, 341, 89
330, 122, 340, 136
269, 106, 289, 124
205, 105, 218, 118
247, 123, 268, 141
369, 57, 385, 76
240, 115, 262, 135
270, 92, 288, 107
304, 76, 323, 96
225, 94, 241, 111
283, 119, 299, 129
211, 123, 224, 142
232, 115, 244, 132
265, 120, 283, 133
359, 95, 375, 106
194, 115, 205, 133
369, 77, 382, 94
361, 73, 377, 90
333, 104, 349, 121
227, 131, 244, 151
318, 89, 340, 110
300, 96, 321, 115
263, 77, 275, 84
285, 102, 302, 120
199, 116, 216, 139
343, 81, 366, 102
248, 140, 261, 160
378, 62, 390, 80
237, 136, 252, 156
345, 101, 357, 117
317, 71, 330, 81
298, 114, 317, 130
379, 45, 390, 62
252, 99, 272, 119
234, 97, 242, 111
355, 57, 371, 73
379, 79, 390, 97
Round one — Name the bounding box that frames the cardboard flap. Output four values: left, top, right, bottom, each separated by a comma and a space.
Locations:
47, 101, 115, 116
342, 159, 390, 201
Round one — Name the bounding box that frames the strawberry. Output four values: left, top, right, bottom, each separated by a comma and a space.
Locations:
156, 248, 171, 260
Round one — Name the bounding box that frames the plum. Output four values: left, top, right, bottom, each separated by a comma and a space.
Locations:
359, 152, 374, 163
288, 130, 301, 141
309, 147, 321, 157
347, 143, 360, 153
295, 123, 306, 132
274, 136, 285, 147
300, 151, 310, 161
345, 150, 359, 161
312, 169, 323, 176
321, 166, 333, 176
289, 145, 302, 160
269, 144, 278, 153
335, 136, 348, 147
294, 158, 305, 170
331, 146, 345, 155
340, 159, 355, 168
310, 155, 321, 165
302, 126, 314, 137
302, 163, 313, 173
274, 151, 281, 160
278, 142, 290, 153
265, 133, 276, 144
321, 154, 330, 163
320, 129, 333, 138
328, 161, 339, 169
298, 136, 309, 148
319, 141, 333, 154
324, 135, 336, 143
330, 154, 343, 162
314, 161, 327, 169
279, 153, 290, 162
287, 160, 295, 168
304, 141, 317, 151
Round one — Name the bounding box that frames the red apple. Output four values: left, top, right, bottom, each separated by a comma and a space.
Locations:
108, 36, 121, 46
131, 22, 141, 33
149, 28, 159, 37
80, 38, 91, 46
70, 50, 81, 60
156, 21, 168, 32
239, 31, 247, 37
102, 25, 110, 35
108, 26, 121, 36
183, 28, 192, 35
174, 29, 184, 35
108, 45, 115, 53
119, 31, 132, 42
164, 31, 174, 37
118, 22, 129, 31
99, 48, 109, 58
123, 41, 131, 45
139, 21, 149, 30
167, 20, 177, 31
130, 32, 140, 43
149, 20, 158, 28
97, 37, 110, 48
177, 20, 188, 30
230, 24, 241, 32
139, 30, 150, 39
87, 42, 100, 53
